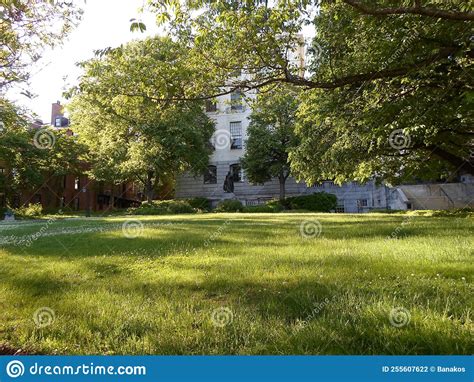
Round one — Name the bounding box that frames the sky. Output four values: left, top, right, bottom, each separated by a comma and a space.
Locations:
8, 0, 315, 123
8, 0, 162, 123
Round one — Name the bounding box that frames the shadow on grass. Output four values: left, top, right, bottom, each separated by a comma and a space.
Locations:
2, 215, 470, 261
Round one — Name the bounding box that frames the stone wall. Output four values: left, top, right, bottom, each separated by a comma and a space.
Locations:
175, 165, 395, 213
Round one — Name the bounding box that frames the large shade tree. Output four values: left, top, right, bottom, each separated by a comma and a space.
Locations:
290, 1, 473, 184
1, 0, 83, 207
143, 0, 473, 183
67, 37, 215, 202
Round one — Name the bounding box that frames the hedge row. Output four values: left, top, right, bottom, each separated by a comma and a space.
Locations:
215, 192, 337, 213
1, 193, 338, 219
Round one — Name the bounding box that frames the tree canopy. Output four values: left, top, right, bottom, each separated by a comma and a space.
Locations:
1, 0, 82, 89
241, 85, 300, 199
0, 98, 86, 206
67, 37, 215, 201
143, 0, 473, 183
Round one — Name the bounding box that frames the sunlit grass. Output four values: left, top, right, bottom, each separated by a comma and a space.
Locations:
0, 213, 472, 354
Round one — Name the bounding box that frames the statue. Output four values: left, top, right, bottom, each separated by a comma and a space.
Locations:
4, 209, 15, 221
223, 171, 234, 193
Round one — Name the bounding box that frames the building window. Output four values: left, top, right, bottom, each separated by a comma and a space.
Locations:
230, 90, 243, 111
73, 197, 80, 210
55, 117, 62, 127
97, 195, 109, 210
230, 121, 242, 149
74, 177, 80, 190
230, 163, 242, 183
0, 167, 5, 174
205, 100, 217, 112
335, 201, 345, 213
204, 165, 217, 184
358, 199, 368, 207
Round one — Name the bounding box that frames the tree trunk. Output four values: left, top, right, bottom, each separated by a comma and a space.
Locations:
278, 174, 286, 200
145, 171, 155, 203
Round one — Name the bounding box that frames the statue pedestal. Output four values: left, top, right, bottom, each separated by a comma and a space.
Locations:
221, 193, 237, 200
4, 213, 15, 222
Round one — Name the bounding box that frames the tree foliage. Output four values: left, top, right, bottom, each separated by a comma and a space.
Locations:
67, 37, 215, 201
289, 1, 473, 184
145, 0, 473, 182
241, 85, 300, 199
1, 0, 82, 88
0, 98, 86, 205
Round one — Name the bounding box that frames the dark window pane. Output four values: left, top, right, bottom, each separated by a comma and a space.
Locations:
230, 164, 242, 182
204, 165, 217, 184
205, 100, 217, 112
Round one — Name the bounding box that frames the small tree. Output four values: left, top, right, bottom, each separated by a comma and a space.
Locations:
0, 99, 86, 206
242, 86, 300, 200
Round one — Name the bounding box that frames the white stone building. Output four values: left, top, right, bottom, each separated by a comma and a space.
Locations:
175, 35, 474, 212
174, 86, 406, 212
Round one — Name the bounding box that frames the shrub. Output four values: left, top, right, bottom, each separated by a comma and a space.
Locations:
130, 200, 195, 215
215, 199, 243, 212
186, 197, 212, 211
400, 208, 474, 218
266, 199, 286, 210
368, 208, 403, 214
243, 202, 284, 213
431, 208, 473, 217
285, 192, 337, 212
13, 203, 43, 219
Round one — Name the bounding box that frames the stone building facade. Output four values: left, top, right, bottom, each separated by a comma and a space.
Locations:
174, 90, 405, 212
175, 89, 474, 212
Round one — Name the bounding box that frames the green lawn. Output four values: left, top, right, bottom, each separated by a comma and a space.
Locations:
0, 213, 472, 355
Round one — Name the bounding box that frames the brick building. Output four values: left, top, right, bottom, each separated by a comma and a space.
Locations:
2, 102, 142, 212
